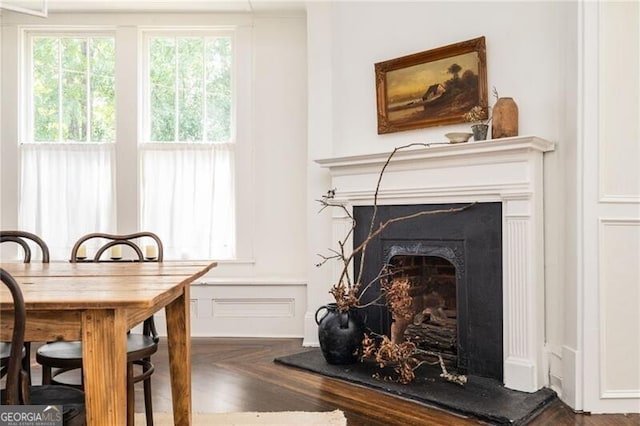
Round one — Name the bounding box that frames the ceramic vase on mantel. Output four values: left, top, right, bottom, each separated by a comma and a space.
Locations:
471, 124, 488, 141
492, 97, 519, 139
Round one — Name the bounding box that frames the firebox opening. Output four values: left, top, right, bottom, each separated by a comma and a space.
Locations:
388, 255, 458, 369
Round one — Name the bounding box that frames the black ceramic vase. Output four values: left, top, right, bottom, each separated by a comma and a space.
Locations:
315, 303, 365, 365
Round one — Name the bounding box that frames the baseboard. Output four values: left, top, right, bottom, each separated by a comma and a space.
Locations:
546, 343, 563, 398
303, 311, 320, 347
561, 345, 582, 411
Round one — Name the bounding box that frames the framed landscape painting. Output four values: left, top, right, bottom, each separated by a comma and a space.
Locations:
375, 36, 488, 134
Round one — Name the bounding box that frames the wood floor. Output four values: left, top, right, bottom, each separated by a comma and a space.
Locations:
26, 338, 639, 425
126, 337, 638, 426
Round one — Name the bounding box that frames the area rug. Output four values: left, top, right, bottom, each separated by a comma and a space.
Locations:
275, 349, 556, 426
135, 410, 347, 425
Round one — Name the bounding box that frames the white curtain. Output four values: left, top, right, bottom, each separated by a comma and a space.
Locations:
19, 143, 117, 260
140, 143, 235, 260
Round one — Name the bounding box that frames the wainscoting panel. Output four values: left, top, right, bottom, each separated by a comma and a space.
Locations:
212, 298, 295, 318
598, 219, 640, 398
153, 279, 307, 338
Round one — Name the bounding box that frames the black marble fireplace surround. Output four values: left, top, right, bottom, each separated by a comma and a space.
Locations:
353, 202, 503, 381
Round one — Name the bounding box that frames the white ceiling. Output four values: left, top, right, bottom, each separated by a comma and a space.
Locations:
45, 0, 307, 13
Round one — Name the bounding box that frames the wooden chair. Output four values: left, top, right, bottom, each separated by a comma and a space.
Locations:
0, 268, 86, 426
0, 230, 50, 263
36, 232, 163, 426
69, 232, 163, 263
0, 230, 50, 382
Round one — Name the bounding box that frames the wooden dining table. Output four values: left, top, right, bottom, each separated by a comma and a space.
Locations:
0, 261, 217, 426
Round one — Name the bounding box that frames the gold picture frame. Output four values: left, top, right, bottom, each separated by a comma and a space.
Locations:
375, 36, 488, 134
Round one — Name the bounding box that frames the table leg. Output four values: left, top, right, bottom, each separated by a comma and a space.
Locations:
82, 309, 127, 425
166, 285, 192, 426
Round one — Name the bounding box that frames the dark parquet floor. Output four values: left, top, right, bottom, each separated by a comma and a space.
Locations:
28, 338, 640, 425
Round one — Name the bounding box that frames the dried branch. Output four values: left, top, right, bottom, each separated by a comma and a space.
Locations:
358, 143, 438, 292
436, 352, 468, 386
349, 203, 475, 296
356, 265, 395, 309
314, 252, 342, 268
316, 143, 475, 384
362, 332, 467, 385
316, 141, 476, 311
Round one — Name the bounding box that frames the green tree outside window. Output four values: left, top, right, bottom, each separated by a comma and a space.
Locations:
32, 35, 115, 143
148, 35, 232, 143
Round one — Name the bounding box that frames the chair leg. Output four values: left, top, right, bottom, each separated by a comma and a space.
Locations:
41, 365, 52, 385
143, 359, 153, 426
21, 342, 32, 385
127, 363, 135, 426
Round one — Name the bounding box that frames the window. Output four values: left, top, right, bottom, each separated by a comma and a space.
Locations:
140, 32, 236, 260
20, 32, 116, 259
15, 25, 240, 262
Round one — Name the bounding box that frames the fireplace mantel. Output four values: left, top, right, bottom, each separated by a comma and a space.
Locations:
314, 135, 555, 392
316, 135, 554, 170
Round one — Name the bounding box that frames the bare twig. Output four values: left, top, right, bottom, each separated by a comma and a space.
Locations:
347, 203, 475, 300
316, 142, 475, 312
316, 142, 475, 384
356, 265, 395, 309
359, 143, 433, 292
362, 332, 467, 385
436, 353, 468, 385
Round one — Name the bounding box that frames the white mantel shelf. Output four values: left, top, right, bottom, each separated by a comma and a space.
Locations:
316, 135, 555, 173
311, 135, 555, 393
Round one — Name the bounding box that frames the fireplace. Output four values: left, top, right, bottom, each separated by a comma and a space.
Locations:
353, 202, 503, 381
312, 136, 555, 392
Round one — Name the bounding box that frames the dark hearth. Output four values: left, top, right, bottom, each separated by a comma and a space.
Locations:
274, 349, 557, 425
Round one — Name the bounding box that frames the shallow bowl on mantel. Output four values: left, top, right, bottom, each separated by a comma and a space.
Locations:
444, 132, 474, 144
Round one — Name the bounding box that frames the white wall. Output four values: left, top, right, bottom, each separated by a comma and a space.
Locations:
323, 1, 567, 156
579, 1, 640, 413
303, 2, 335, 342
